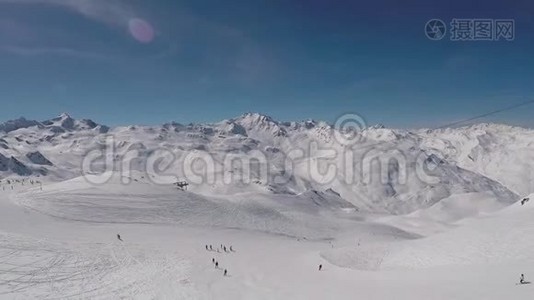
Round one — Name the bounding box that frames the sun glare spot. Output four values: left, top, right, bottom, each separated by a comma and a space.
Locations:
128, 18, 155, 43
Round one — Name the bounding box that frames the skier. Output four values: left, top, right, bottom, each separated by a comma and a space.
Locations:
212, 258, 215, 264
223, 246, 227, 252
224, 269, 228, 276
215, 261, 219, 269
205, 245, 209, 251
230, 246, 234, 252
209, 245, 213, 251
319, 264, 322, 271
520, 274, 525, 284
117, 234, 123, 242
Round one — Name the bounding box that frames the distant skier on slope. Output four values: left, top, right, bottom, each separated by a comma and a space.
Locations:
520, 274, 525, 284
215, 261, 219, 269
224, 269, 228, 276
212, 258, 215, 264
319, 264, 322, 271
230, 246, 234, 252
117, 234, 123, 242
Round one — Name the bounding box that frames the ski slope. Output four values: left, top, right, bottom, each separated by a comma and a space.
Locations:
0, 178, 532, 299
381, 194, 534, 269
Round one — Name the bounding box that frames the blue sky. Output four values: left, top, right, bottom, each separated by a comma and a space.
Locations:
0, 0, 533, 128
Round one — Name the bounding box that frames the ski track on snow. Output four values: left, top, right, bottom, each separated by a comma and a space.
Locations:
0, 233, 197, 299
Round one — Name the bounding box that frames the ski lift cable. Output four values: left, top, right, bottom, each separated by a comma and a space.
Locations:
337, 98, 534, 153
433, 98, 534, 129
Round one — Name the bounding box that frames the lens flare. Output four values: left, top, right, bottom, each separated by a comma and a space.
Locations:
128, 18, 154, 43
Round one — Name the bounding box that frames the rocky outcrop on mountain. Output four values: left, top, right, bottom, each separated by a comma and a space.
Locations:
26, 151, 53, 166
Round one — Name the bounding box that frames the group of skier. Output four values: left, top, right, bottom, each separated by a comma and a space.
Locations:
113, 235, 329, 283
211, 257, 228, 276
0, 178, 42, 191
205, 244, 234, 253
205, 244, 235, 277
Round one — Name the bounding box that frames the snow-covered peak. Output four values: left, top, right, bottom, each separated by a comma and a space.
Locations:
58, 112, 71, 119
41, 113, 105, 132
369, 123, 386, 129
215, 120, 247, 136
162, 121, 185, 131
234, 112, 277, 127
0, 117, 42, 133
43, 113, 75, 129
232, 113, 286, 138
293, 119, 327, 130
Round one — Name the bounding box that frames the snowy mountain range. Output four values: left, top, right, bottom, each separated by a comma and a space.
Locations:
0, 113, 531, 214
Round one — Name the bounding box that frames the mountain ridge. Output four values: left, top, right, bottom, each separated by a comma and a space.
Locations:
0, 113, 530, 214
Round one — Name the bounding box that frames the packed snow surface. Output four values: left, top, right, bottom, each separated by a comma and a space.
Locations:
0, 113, 532, 299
